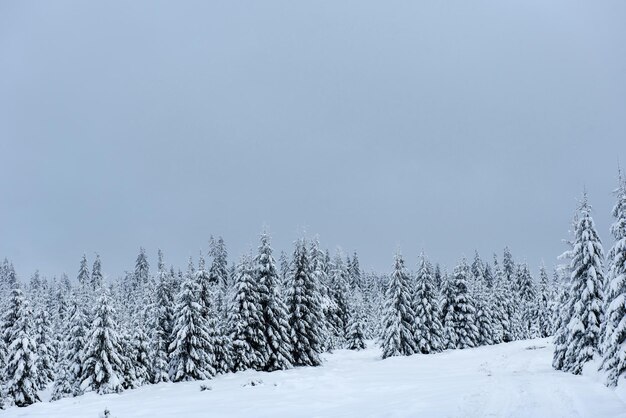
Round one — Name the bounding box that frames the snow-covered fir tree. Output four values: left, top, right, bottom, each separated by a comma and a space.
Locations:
516, 263, 539, 339
381, 253, 417, 359
65, 291, 89, 396
348, 251, 362, 290
4, 287, 40, 407
150, 250, 175, 383
50, 351, 73, 401
80, 290, 125, 395
169, 259, 216, 381
442, 259, 480, 349
536, 264, 552, 338
470, 263, 496, 347
33, 307, 54, 388
602, 172, 626, 386
78, 254, 90, 288
287, 239, 323, 366
195, 255, 220, 372
255, 232, 293, 371
413, 254, 443, 354
346, 293, 367, 351
91, 254, 103, 291
134, 247, 150, 291
209, 236, 229, 287
558, 194, 605, 375
327, 252, 351, 348
229, 254, 267, 372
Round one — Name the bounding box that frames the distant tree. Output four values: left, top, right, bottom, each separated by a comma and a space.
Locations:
151, 250, 175, 383
209, 236, 229, 287
346, 294, 367, 351
287, 239, 323, 366
78, 254, 90, 289
80, 290, 125, 394
413, 254, 444, 353
443, 259, 479, 349
229, 254, 266, 372
381, 253, 417, 359
66, 292, 89, 396
134, 247, 150, 290
255, 232, 293, 371
4, 288, 40, 407
34, 307, 55, 388
536, 264, 552, 338
91, 254, 103, 291
169, 260, 216, 381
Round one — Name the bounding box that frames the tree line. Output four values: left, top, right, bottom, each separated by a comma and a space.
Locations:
9, 171, 626, 411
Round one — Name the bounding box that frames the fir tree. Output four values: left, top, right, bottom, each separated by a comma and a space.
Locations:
130, 319, 152, 386
413, 254, 444, 354
602, 173, 626, 386
287, 239, 323, 366
348, 252, 362, 290
443, 259, 480, 349
77, 254, 90, 289
169, 262, 216, 381
151, 250, 175, 383
229, 254, 266, 372
66, 292, 89, 396
50, 353, 73, 401
34, 307, 55, 388
194, 255, 219, 374
134, 247, 150, 290
256, 232, 293, 371
381, 253, 417, 359
91, 254, 103, 291
470, 267, 495, 347
516, 263, 539, 339
537, 264, 552, 338
80, 290, 125, 394
561, 194, 605, 375
209, 236, 229, 287
328, 252, 351, 347
346, 296, 367, 351
4, 288, 40, 407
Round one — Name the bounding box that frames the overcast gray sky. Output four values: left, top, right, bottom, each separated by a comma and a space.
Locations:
1, 1, 625, 280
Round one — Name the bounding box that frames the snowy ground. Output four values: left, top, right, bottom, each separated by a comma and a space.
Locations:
5, 338, 626, 418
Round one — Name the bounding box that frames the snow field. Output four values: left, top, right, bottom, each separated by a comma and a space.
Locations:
5, 338, 626, 418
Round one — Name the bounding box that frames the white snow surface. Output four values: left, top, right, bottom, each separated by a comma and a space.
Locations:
5, 338, 626, 418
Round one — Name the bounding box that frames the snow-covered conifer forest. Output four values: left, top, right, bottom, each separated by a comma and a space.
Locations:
1, 175, 626, 416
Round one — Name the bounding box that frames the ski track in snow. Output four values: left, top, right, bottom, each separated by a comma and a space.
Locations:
4, 338, 626, 418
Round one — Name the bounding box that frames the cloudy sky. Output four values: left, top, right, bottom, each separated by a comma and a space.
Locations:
1, 1, 625, 279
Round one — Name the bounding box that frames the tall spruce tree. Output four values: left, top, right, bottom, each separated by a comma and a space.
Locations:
91, 254, 103, 291
381, 253, 417, 359
78, 255, 90, 289
66, 292, 88, 396
560, 194, 605, 374
80, 290, 125, 394
602, 173, 626, 386
134, 247, 150, 291
169, 260, 216, 381
413, 254, 443, 354
229, 254, 267, 371
33, 307, 55, 388
287, 239, 323, 366
346, 293, 367, 351
443, 259, 480, 349
537, 264, 552, 338
151, 250, 175, 383
4, 288, 40, 407
256, 232, 293, 371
